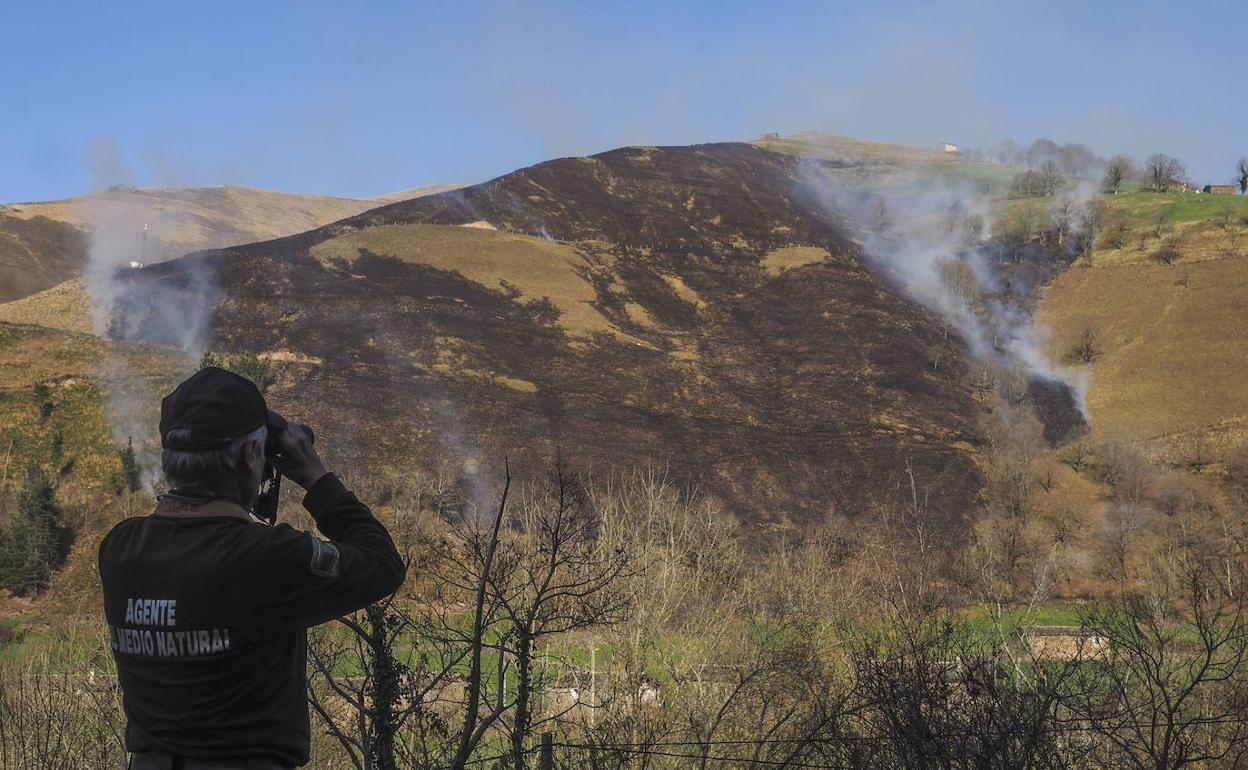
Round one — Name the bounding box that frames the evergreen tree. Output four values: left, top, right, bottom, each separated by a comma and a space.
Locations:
0, 468, 70, 594
118, 437, 142, 493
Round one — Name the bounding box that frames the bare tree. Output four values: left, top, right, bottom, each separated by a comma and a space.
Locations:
851, 623, 1084, 770
1102, 154, 1136, 193
990, 138, 1025, 166
1146, 154, 1188, 192
936, 258, 982, 313
489, 457, 630, 770
1051, 194, 1078, 249
1012, 163, 1065, 198
307, 597, 458, 770
1066, 555, 1248, 770
0, 662, 127, 769
1156, 236, 1183, 265
303, 468, 516, 770
1101, 217, 1132, 250
1075, 198, 1106, 256
1153, 208, 1172, 240
1070, 324, 1101, 364
448, 467, 513, 770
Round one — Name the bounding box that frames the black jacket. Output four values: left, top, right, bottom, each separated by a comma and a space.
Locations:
98, 473, 405, 767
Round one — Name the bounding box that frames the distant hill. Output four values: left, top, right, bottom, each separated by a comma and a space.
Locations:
107, 142, 986, 531
0, 183, 464, 304
371, 182, 471, 204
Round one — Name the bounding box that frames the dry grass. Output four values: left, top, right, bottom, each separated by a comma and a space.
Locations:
0, 279, 93, 334
762, 245, 830, 273
310, 223, 616, 336
1037, 248, 1248, 445
6, 186, 381, 251
1089, 221, 1246, 268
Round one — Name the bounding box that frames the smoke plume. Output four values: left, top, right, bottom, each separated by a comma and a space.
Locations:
78, 141, 219, 490
800, 159, 1093, 436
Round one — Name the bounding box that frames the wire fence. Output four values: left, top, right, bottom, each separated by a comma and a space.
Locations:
484, 719, 1248, 770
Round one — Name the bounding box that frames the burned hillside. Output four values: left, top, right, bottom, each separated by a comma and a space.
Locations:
0, 213, 88, 303
113, 143, 986, 533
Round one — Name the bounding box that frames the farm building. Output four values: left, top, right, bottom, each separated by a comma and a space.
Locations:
1014, 626, 1108, 661
939, 142, 958, 153
1203, 184, 1237, 195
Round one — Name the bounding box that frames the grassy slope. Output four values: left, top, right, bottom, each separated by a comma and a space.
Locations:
0, 324, 184, 621
752, 132, 1018, 192
309, 223, 617, 337
0, 278, 94, 334
1037, 190, 1248, 455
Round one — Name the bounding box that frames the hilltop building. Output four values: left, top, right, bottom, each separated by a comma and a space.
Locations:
1203, 184, 1237, 195
939, 142, 958, 153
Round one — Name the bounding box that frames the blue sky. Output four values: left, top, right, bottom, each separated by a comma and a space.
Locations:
3, 0, 1244, 202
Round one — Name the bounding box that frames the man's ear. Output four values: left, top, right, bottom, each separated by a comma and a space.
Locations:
249, 436, 267, 466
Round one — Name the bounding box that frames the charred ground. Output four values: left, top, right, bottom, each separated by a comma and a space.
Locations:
115, 143, 986, 533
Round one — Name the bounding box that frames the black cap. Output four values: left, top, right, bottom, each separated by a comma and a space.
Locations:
160, 367, 278, 451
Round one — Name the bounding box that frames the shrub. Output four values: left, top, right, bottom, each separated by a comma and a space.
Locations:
199, 352, 273, 394
1099, 218, 1131, 250
31, 383, 52, 421
1155, 236, 1182, 265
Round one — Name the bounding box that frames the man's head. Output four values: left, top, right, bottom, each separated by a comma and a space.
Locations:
160, 367, 275, 506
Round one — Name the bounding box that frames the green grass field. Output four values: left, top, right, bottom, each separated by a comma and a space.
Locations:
1103, 188, 1248, 227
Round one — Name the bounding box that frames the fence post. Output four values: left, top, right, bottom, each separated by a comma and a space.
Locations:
540, 732, 554, 770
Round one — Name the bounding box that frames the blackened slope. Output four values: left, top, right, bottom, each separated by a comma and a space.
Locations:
0, 215, 87, 303
124, 144, 984, 533
339, 144, 845, 249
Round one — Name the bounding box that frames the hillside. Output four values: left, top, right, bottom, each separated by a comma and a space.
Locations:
752, 131, 1016, 193
0, 183, 464, 304
106, 142, 987, 531
5, 137, 1245, 607
1038, 190, 1248, 458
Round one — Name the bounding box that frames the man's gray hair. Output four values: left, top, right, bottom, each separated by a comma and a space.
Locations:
162, 426, 268, 489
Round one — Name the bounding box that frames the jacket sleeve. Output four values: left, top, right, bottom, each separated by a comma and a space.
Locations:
248, 473, 407, 628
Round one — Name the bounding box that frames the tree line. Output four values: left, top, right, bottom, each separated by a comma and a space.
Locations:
7, 453, 1248, 770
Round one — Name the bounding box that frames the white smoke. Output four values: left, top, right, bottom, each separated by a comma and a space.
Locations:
800, 159, 1092, 417
78, 140, 218, 490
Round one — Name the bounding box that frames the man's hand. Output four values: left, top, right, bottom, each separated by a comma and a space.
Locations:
273, 418, 328, 489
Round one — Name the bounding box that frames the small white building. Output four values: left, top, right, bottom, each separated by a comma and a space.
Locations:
939, 143, 958, 154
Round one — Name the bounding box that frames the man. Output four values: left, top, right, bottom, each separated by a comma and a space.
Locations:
99, 367, 406, 769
